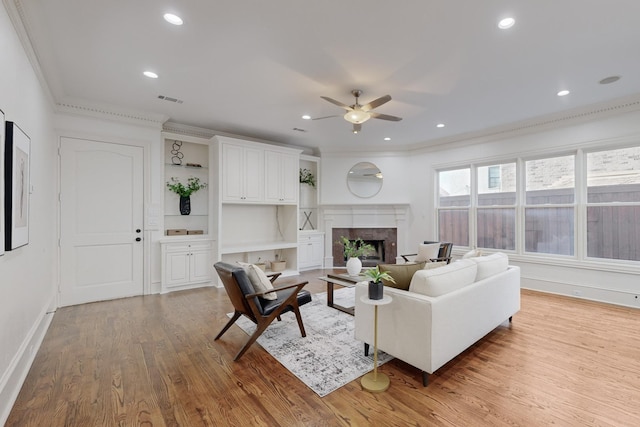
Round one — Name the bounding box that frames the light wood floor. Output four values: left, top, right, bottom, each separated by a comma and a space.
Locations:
6, 269, 640, 426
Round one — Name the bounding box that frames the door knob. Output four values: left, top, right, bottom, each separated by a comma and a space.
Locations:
136, 229, 141, 233
135, 237, 142, 242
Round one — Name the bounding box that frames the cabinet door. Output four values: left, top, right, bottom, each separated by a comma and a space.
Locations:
310, 237, 324, 267
243, 147, 264, 202
298, 239, 313, 269
265, 151, 298, 203
264, 151, 282, 202
280, 152, 298, 203
190, 249, 212, 283
222, 143, 244, 201
165, 251, 191, 287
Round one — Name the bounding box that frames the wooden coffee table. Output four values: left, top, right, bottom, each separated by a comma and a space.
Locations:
319, 272, 368, 315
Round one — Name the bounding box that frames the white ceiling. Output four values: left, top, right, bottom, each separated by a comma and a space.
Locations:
13, 0, 640, 152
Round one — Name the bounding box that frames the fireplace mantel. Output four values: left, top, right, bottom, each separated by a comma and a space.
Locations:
320, 204, 410, 267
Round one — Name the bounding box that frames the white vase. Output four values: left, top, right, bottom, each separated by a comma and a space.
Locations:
346, 257, 362, 276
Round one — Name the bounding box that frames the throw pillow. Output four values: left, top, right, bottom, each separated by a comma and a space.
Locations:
422, 261, 447, 270
471, 252, 508, 281
237, 261, 278, 300
462, 249, 483, 259
378, 262, 426, 290
413, 242, 441, 263
409, 259, 477, 297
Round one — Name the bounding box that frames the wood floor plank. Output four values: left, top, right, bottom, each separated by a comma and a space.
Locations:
6, 273, 640, 426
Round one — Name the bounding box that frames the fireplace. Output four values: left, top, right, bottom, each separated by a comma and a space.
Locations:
332, 228, 397, 267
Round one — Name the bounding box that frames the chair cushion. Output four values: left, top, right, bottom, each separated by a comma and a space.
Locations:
261, 289, 312, 316
414, 242, 441, 263
470, 252, 508, 281
238, 262, 277, 300
378, 262, 426, 290
409, 259, 477, 297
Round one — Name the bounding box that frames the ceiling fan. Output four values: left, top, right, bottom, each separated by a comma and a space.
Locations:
318, 89, 402, 133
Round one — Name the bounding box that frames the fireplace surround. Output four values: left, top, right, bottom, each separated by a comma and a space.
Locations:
332, 228, 397, 267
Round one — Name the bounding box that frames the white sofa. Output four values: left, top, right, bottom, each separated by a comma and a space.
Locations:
354, 252, 520, 386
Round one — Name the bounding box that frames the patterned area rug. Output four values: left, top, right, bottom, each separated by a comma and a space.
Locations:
231, 287, 393, 397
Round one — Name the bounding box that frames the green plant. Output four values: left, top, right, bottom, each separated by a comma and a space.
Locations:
338, 236, 375, 258
166, 177, 207, 197
364, 266, 396, 284
299, 168, 316, 188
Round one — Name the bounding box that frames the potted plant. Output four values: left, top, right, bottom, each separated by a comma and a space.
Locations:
364, 266, 396, 300
339, 236, 375, 276
166, 177, 207, 215
299, 168, 316, 188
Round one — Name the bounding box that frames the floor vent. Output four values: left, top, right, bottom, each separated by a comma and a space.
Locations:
157, 95, 184, 104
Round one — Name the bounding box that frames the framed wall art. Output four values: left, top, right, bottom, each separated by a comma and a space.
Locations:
0, 109, 4, 256
4, 121, 30, 250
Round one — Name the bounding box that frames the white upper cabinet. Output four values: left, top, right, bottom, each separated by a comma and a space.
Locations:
265, 150, 298, 204
221, 143, 264, 202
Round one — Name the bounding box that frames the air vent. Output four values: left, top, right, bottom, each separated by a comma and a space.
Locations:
292, 127, 308, 132
157, 95, 184, 104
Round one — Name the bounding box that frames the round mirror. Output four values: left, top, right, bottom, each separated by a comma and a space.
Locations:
347, 162, 383, 198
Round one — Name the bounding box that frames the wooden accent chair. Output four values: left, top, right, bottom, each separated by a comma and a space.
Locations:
214, 262, 312, 361
401, 241, 453, 264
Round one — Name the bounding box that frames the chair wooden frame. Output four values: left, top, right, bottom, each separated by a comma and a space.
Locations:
214, 262, 310, 361
401, 241, 453, 264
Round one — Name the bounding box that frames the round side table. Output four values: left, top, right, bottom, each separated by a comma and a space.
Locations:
359, 294, 392, 393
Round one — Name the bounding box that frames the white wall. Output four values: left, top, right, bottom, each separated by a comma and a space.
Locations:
319, 151, 411, 205
407, 110, 640, 308
0, 3, 57, 422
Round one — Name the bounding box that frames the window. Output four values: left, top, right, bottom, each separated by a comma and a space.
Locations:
586, 146, 640, 261
438, 168, 470, 246
477, 163, 516, 250
487, 166, 501, 189
524, 155, 575, 255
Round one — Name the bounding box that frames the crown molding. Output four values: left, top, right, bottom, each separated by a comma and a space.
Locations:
55, 100, 168, 128
3, 0, 56, 106
408, 93, 640, 155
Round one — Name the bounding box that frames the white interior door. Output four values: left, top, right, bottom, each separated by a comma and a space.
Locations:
59, 137, 144, 307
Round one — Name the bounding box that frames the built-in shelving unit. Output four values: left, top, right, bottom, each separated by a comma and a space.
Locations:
160, 132, 217, 293
299, 155, 320, 231
213, 136, 302, 278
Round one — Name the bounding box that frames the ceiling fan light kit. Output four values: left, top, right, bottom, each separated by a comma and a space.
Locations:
320, 89, 402, 133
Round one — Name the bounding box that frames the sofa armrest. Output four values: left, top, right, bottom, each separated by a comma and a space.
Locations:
355, 282, 437, 373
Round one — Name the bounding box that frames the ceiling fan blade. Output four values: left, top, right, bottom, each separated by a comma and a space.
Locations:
311, 115, 340, 120
321, 96, 352, 110
370, 112, 403, 121
362, 95, 391, 111
353, 123, 362, 133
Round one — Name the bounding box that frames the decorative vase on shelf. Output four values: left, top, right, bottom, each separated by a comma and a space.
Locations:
179, 196, 191, 215
368, 281, 384, 300
346, 257, 362, 276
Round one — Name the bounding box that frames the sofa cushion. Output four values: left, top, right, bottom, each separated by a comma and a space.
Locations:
423, 261, 447, 270
237, 261, 277, 300
413, 242, 441, 263
378, 262, 426, 290
409, 259, 477, 297
471, 252, 509, 281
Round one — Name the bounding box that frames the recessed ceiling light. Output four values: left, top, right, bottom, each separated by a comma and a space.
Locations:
143, 71, 158, 79
436, 123, 445, 128
301, 115, 311, 120
498, 17, 515, 29
599, 76, 621, 85
384, 137, 391, 141
163, 13, 183, 25
557, 90, 570, 97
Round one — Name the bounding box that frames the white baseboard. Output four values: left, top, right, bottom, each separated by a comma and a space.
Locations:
522, 276, 640, 308
0, 297, 55, 426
